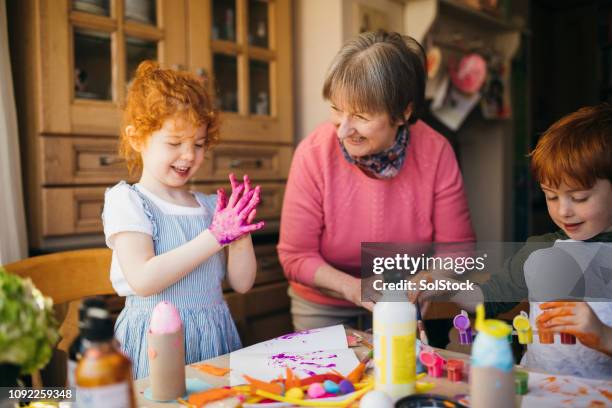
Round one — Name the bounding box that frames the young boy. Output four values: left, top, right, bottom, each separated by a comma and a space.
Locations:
478, 104, 612, 379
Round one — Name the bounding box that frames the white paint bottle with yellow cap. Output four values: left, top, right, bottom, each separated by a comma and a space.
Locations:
373, 291, 416, 401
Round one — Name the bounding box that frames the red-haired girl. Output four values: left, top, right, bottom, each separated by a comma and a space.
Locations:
102, 60, 264, 378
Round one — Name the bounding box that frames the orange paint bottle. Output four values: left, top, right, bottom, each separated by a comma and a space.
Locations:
76, 308, 135, 408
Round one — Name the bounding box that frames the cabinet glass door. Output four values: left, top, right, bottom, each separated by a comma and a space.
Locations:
124, 0, 157, 25
214, 54, 239, 112
126, 37, 158, 81
248, 0, 268, 48
211, 0, 275, 117
72, 0, 110, 16
212, 0, 237, 41
74, 29, 112, 100
249, 59, 270, 115
46, 0, 184, 135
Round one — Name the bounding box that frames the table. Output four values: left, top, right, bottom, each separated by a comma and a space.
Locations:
133, 331, 527, 407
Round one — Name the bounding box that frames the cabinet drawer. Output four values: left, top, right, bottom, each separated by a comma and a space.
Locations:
223, 244, 284, 291
196, 182, 285, 220
41, 183, 284, 237
42, 137, 129, 184
254, 245, 284, 286
243, 281, 290, 318
42, 187, 106, 236
244, 312, 293, 345
196, 144, 292, 181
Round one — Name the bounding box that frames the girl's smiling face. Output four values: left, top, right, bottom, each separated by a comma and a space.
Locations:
330, 102, 405, 157
137, 116, 207, 190
542, 179, 612, 240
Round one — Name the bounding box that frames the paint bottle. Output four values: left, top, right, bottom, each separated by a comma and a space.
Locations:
373, 292, 416, 401
76, 308, 135, 408
470, 304, 515, 408
453, 310, 473, 344
512, 311, 533, 344
67, 297, 107, 389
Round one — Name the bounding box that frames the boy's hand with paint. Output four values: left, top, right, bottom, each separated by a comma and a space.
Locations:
537, 301, 612, 357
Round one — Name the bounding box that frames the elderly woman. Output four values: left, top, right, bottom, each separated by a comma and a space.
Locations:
278, 30, 475, 331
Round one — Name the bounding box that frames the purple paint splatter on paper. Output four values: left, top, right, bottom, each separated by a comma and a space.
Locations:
269, 350, 338, 377
278, 329, 321, 340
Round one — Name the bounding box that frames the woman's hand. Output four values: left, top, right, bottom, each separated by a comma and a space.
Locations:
209, 173, 265, 245
408, 271, 483, 316
341, 276, 375, 311
537, 301, 612, 355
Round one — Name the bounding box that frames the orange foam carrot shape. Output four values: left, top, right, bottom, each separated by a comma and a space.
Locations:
285, 367, 301, 389
346, 349, 372, 383
188, 388, 234, 407
346, 362, 366, 383
191, 363, 230, 376
243, 374, 284, 395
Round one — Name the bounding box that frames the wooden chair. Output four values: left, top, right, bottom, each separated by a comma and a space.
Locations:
3, 248, 115, 386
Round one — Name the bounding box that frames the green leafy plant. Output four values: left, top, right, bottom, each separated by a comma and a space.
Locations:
0, 266, 59, 374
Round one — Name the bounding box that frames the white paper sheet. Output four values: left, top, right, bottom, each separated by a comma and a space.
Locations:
229, 325, 359, 386
520, 371, 612, 408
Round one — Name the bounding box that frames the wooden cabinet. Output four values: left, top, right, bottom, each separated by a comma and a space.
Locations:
9, 0, 294, 249
9, 0, 294, 341
224, 244, 292, 346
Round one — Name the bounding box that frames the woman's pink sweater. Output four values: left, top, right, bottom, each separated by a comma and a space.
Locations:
278, 120, 475, 306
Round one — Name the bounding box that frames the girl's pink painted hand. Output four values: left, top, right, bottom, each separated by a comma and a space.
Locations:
209, 173, 265, 245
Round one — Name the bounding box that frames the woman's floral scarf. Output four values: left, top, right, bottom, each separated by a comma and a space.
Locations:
339, 125, 409, 179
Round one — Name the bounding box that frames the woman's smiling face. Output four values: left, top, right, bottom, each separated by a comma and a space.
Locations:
330, 101, 404, 157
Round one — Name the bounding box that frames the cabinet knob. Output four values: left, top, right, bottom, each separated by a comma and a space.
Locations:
99, 155, 122, 166
196, 67, 208, 78
229, 158, 263, 169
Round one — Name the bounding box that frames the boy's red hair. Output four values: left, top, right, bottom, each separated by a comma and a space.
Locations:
530, 104, 612, 189
120, 60, 220, 175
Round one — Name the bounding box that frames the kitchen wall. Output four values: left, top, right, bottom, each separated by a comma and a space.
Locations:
294, 0, 405, 139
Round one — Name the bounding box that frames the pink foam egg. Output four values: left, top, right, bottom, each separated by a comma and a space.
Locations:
307, 383, 325, 399
149, 301, 182, 334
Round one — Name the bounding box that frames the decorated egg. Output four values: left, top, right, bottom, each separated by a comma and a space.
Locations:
322, 380, 339, 394
338, 379, 355, 394
286, 387, 304, 400
306, 383, 325, 398
360, 390, 394, 408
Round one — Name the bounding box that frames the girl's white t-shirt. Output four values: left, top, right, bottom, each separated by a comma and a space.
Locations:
102, 182, 211, 296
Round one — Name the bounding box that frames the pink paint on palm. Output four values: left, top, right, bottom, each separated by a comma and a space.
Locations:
209, 173, 265, 245
149, 301, 182, 334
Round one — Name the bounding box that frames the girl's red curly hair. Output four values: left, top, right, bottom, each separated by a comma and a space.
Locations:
120, 60, 220, 175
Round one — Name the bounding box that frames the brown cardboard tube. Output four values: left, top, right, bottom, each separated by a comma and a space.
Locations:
470, 366, 515, 408
148, 329, 186, 401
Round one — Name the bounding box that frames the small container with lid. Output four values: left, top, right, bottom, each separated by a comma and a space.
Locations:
373, 291, 416, 402
67, 297, 107, 389
76, 307, 135, 408
469, 304, 515, 408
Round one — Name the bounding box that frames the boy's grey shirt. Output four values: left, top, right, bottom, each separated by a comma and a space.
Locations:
481, 231, 612, 317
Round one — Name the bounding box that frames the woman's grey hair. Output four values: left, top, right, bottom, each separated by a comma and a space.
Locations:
322, 30, 426, 125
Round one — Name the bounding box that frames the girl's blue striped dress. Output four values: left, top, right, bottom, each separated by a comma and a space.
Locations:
111, 184, 242, 379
